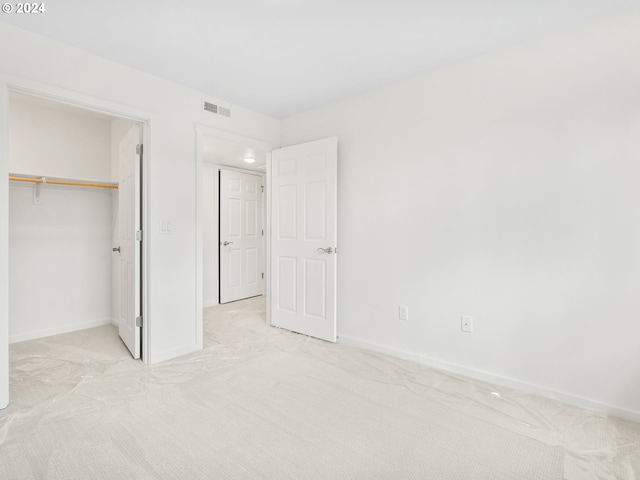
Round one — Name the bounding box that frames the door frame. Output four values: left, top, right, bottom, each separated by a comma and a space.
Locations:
0, 74, 153, 393
195, 126, 274, 332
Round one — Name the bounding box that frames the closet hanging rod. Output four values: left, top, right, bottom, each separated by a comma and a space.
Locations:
8, 174, 118, 190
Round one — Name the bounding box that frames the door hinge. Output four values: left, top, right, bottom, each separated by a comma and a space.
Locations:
261, 273, 264, 279
136, 144, 143, 156
136, 230, 143, 241
135, 316, 143, 328
261, 185, 264, 193
261, 229, 264, 236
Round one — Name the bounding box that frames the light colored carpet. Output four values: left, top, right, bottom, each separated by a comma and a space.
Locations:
0, 297, 637, 479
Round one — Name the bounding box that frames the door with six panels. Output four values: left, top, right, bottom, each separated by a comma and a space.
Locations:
219, 169, 264, 303
270, 137, 337, 342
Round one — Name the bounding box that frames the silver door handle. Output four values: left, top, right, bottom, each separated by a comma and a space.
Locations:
223, 241, 234, 246
112, 247, 120, 253
317, 247, 333, 254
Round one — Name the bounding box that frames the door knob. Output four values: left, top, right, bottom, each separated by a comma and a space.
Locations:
112, 246, 121, 253
317, 247, 333, 254
223, 241, 234, 246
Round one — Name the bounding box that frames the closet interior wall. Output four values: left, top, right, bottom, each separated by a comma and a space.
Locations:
8, 93, 134, 343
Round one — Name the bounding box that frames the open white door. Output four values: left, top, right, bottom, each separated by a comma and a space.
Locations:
270, 137, 337, 342
220, 169, 264, 303
117, 125, 141, 359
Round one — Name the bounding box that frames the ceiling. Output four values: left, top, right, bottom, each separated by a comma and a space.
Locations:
2, 1, 639, 118
202, 137, 267, 171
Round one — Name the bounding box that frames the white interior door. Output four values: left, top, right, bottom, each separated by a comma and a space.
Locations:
220, 169, 264, 303
270, 137, 337, 342
117, 125, 141, 359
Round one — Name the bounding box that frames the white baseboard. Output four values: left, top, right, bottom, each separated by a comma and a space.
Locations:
149, 343, 201, 364
9, 318, 114, 344
203, 301, 219, 308
338, 334, 640, 424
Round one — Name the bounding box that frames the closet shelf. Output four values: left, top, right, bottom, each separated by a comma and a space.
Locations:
9, 174, 118, 189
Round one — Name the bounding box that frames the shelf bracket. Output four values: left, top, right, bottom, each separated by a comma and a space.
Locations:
33, 177, 46, 205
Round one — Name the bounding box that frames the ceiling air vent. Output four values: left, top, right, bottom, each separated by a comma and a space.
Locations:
202, 100, 231, 118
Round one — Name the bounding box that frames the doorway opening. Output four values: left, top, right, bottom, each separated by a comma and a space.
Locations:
200, 133, 268, 306
7, 91, 147, 361
195, 126, 338, 345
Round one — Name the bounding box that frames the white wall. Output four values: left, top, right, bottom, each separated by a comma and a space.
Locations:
202, 162, 218, 307
9, 94, 112, 180
0, 20, 280, 408
9, 184, 113, 342
281, 9, 640, 420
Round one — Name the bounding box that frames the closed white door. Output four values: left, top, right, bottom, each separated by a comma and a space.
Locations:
220, 169, 264, 303
270, 137, 337, 342
117, 125, 141, 359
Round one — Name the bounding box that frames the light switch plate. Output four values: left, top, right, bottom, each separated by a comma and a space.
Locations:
461, 315, 473, 333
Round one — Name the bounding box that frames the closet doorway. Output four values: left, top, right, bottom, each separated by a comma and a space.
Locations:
8, 92, 145, 361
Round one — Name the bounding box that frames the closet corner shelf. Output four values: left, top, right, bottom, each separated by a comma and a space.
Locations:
9, 174, 118, 189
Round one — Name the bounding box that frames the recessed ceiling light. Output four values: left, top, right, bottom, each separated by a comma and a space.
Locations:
244, 157, 256, 163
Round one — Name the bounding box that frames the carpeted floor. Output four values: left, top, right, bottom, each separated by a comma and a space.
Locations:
1, 297, 638, 479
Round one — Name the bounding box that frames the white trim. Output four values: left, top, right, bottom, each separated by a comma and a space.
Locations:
140, 123, 150, 364
0, 83, 8, 408
195, 126, 205, 347
217, 165, 265, 176
0, 73, 154, 372
6, 79, 152, 122
197, 126, 275, 154
195, 125, 275, 327
265, 152, 272, 326
338, 334, 640, 424
150, 343, 201, 364
203, 301, 219, 309
9, 319, 114, 344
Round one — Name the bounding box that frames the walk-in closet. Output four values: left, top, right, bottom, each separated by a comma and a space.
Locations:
8, 92, 139, 354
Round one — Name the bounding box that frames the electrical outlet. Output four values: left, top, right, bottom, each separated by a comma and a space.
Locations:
399, 305, 409, 321
461, 315, 473, 333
